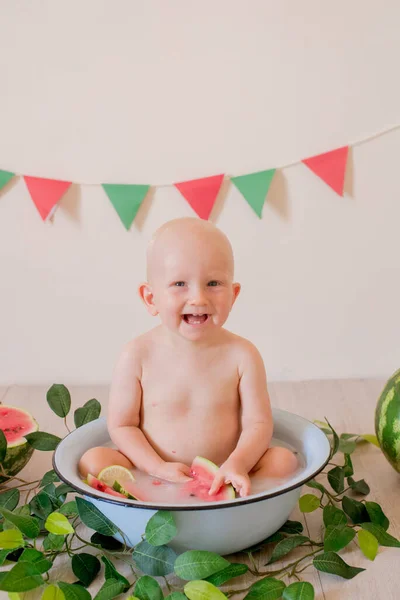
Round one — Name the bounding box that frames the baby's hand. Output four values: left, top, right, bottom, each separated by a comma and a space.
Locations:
209, 460, 251, 498
154, 462, 193, 483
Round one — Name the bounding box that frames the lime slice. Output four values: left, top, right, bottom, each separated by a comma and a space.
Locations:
98, 465, 136, 488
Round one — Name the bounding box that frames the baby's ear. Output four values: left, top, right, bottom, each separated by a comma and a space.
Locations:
232, 282, 241, 305
138, 282, 159, 316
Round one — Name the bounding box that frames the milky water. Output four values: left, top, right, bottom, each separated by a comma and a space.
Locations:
90, 438, 304, 505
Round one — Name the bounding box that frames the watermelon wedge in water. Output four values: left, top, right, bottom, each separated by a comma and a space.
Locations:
375, 368, 400, 473
0, 405, 39, 482
182, 456, 236, 502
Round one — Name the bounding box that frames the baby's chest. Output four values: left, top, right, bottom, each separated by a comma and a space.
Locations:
141, 356, 240, 415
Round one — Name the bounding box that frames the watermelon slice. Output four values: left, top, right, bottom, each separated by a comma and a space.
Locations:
87, 474, 126, 499
0, 405, 39, 483
182, 456, 236, 502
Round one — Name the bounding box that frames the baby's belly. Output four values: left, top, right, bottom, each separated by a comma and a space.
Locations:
141, 413, 241, 467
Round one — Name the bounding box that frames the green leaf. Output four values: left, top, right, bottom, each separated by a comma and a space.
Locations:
134, 575, 163, 600
323, 505, 347, 527
324, 525, 356, 552
40, 470, 60, 487
360, 433, 380, 447
340, 433, 358, 440
343, 454, 354, 477
358, 529, 378, 560
72, 553, 101, 587
145, 511, 177, 546
313, 551, 365, 579
19, 548, 52, 573
30, 492, 54, 519
205, 563, 248, 586
299, 494, 320, 513
244, 577, 286, 600
347, 477, 370, 495
14, 504, 30, 517
25, 432, 61, 451
133, 540, 177, 576
174, 550, 230, 581
325, 418, 339, 458
327, 466, 344, 493
244, 532, 284, 552
305, 480, 326, 494
58, 582, 91, 600
101, 556, 130, 589
42, 484, 63, 508
313, 420, 332, 434
338, 439, 356, 454
0, 509, 40, 538
342, 496, 370, 524
0, 489, 20, 511
45, 512, 74, 535
59, 501, 78, 517
185, 580, 227, 600
0, 548, 11, 565
0, 529, 24, 550
47, 384, 71, 418
90, 532, 123, 551
42, 584, 66, 600
94, 579, 125, 600
76, 497, 117, 536
267, 536, 309, 564
43, 533, 65, 551
56, 483, 75, 497
74, 398, 101, 428
0, 429, 7, 463
0, 560, 44, 591
360, 523, 400, 547
165, 594, 187, 600
278, 520, 303, 534
283, 582, 314, 600
365, 501, 389, 530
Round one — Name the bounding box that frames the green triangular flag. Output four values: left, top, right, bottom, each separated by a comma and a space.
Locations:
231, 169, 276, 218
0, 170, 15, 192
102, 184, 150, 230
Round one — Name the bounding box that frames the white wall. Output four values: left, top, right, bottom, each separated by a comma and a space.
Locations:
0, 1, 399, 384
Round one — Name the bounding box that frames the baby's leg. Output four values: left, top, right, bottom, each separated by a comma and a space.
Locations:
78, 446, 133, 478
249, 447, 298, 479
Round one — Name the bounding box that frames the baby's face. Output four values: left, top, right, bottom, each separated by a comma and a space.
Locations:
144, 229, 240, 342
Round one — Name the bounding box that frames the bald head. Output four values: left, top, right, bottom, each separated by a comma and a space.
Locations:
146, 218, 234, 284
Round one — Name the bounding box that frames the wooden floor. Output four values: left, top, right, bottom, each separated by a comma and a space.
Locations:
1, 380, 399, 599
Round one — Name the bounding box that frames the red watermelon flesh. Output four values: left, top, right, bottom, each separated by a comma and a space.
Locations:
0, 406, 38, 446
182, 456, 236, 502
87, 474, 126, 499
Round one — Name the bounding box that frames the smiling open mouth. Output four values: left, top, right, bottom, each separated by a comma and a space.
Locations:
183, 314, 209, 325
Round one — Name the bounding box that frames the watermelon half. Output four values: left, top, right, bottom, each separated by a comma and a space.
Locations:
0, 405, 39, 482
182, 456, 236, 502
375, 368, 400, 473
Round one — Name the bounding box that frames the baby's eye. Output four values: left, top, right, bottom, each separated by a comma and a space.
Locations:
207, 280, 220, 287
174, 281, 185, 287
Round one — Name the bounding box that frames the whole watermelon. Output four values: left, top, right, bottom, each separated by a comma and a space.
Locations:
375, 368, 400, 473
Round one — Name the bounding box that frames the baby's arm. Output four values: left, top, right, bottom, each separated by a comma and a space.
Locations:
209, 342, 273, 496
107, 342, 191, 483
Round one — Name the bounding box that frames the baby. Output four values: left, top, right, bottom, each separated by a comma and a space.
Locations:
81, 217, 297, 497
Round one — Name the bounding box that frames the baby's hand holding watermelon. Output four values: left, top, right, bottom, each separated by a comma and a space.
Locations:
153, 461, 193, 483
209, 459, 251, 498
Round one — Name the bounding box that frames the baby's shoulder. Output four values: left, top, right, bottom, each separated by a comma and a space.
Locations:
223, 331, 264, 367
116, 329, 157, 371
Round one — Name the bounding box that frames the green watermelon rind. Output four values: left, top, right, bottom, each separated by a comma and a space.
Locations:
375, 369, 400, 473
191, 456, 236, 500
0, 406, 39, 483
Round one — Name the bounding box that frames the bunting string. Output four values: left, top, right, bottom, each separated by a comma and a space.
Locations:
0, 122, 399, 228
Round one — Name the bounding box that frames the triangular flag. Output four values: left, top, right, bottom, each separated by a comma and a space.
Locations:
23, 176, 72, 220
231, 169, 276, 218
302, 146, 349, 196
102, 184, 150, 230
0, 170, 15, 192
174, 174, 224, 220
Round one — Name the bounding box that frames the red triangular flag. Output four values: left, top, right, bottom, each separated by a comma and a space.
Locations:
302, 146, 349, 196
24, 176, 72, 220
174, 174, 224, 220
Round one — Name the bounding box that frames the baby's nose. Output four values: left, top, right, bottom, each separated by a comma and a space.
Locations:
188, 287, 208, 306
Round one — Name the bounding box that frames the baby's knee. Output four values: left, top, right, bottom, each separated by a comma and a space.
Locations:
266, 446, 298, 477
78, 446, 133, 478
